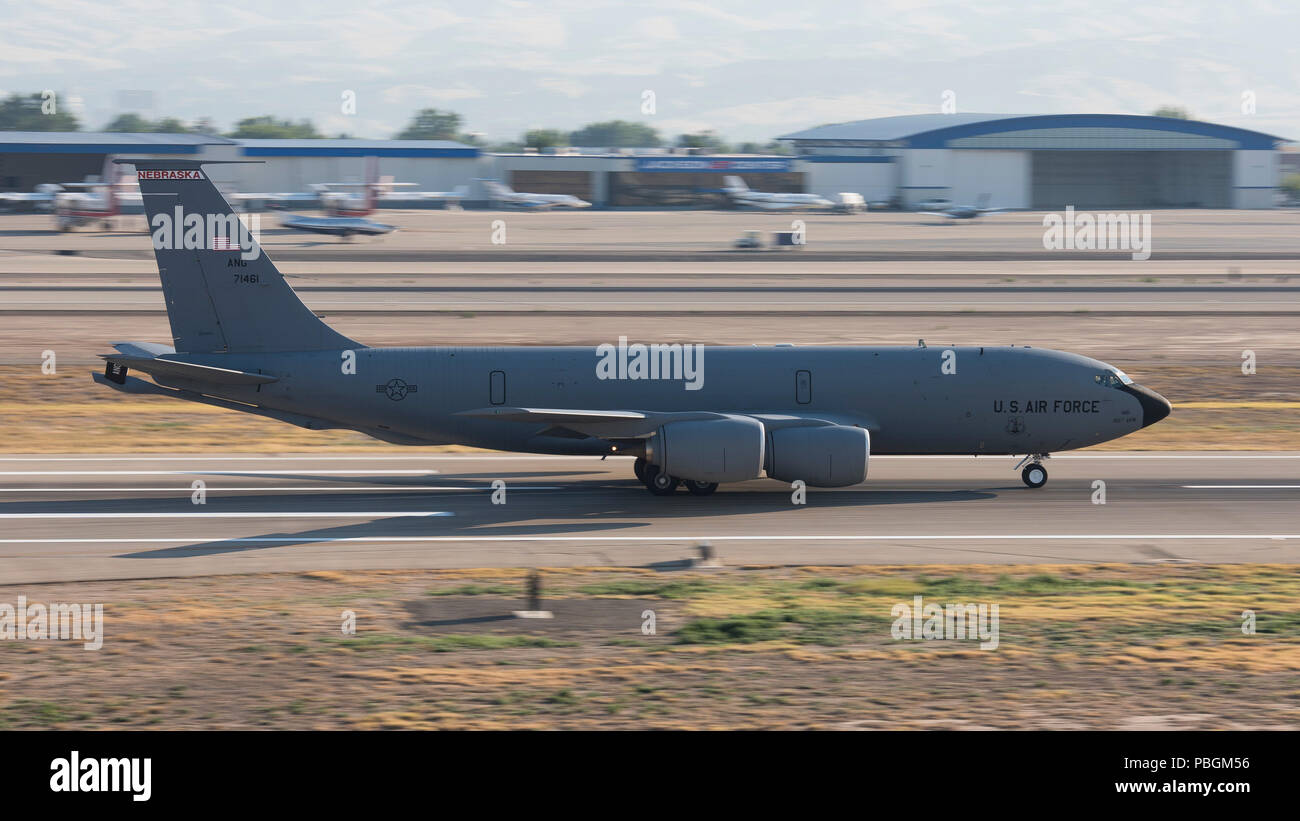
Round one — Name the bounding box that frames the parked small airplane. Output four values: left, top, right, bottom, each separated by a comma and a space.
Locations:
97, 159, 1172, 497
52, 156, 143, 231
479, 179, 591, 209
919, 194, 1019, 220
0, 183, 64, 213
722, 175, 836, 211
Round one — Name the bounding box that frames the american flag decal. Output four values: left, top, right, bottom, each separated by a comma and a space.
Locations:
211, 235, 238, 251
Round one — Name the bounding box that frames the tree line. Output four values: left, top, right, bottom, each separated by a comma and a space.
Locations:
0, 91, 1204, 152
0, 93, 790, 153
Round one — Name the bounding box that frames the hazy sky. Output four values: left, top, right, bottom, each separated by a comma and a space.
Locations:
3, 0, 1297, 142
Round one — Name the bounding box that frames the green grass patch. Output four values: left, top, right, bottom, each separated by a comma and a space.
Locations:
425, 584, 518, 597
323, 633, 576, 652
577, 578, 720, 599
675, 607, 886, 646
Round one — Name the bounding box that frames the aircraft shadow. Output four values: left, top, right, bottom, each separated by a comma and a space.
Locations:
198, 469, 591, 484
0, 471, 996, 560
114, 517, 647, 559
81, 479, 996, 559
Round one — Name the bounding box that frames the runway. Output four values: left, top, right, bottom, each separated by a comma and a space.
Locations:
1, 452, 1297, 583
6, 208, 1300, 261
4, 283, 1296, 313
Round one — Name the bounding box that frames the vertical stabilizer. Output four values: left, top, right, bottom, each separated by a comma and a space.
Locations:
123, 159, 359, 354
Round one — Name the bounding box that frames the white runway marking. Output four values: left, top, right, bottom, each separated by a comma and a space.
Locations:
0, 533, 1291, 544
1182, 485, 1300, 489
0, 470, 441, 476
0, 511, 454, 519
0, 486, 562, 492
0, 455, 586, 462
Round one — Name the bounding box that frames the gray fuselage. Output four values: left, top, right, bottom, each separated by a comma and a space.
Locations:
156, 343, 1167, 456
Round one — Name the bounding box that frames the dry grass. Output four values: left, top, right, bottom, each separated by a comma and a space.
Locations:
1, 564, 1296, 730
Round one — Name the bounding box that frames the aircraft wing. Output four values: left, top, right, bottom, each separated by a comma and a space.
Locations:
0, 192, 57, 211
455, 406, 877, 438
510, 198, 557, 210
456, 407, 720, 437
917, 211, 956, 218
230, 192, 321, 208
381, 189, 466, 202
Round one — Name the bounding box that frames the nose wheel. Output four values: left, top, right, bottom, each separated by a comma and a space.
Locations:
1015, 454, 1050, 488
1021, 463, 1048, 488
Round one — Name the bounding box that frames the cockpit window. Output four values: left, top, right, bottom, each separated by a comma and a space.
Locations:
1094, 369, 1133, 388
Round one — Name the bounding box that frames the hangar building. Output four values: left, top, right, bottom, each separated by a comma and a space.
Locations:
230, 138, 479, 197
482, 153, 800, 208
779, 113, 1286, 209
0, 131, 237, 194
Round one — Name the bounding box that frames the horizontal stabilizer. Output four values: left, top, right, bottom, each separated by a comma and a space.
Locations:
100, 355, 278, 386
111, 340, 176, 358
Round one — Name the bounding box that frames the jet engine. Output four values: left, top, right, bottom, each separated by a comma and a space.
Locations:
644, 416, 765, 483
766, 425, 870, 487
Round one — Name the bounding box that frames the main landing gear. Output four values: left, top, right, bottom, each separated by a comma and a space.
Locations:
634, 457, 718, 497
1014, 454, 1050, 488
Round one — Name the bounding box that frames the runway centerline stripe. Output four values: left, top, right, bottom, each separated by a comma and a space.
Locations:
0, 511, 455, 519
1182, 485, 1300, 489
0, 533, 1292, 544
0, 470, 441, 476
0, 486, 562, 492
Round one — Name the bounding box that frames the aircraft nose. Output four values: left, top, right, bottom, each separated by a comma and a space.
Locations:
1124, 383, 1172, 428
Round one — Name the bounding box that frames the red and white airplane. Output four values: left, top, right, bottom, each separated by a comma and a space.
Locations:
52, 155, 142, 231
0, 155, 140, 229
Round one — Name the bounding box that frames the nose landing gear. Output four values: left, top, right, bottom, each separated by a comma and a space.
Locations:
1014, 454, 1050, 488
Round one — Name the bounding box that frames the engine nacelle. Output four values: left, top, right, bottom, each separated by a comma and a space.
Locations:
645, 416, 765, 484
766, 425, 870, 487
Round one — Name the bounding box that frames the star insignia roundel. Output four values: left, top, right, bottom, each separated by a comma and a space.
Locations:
377, 378, 418, 401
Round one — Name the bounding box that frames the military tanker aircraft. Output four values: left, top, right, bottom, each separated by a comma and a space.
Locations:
95, 160, 1171, 496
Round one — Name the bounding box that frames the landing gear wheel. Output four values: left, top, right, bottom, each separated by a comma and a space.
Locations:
643, 464, 680, 496
633, 457, 647, 483
684, 479, 719, 496
1021, 463, 1048, 488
